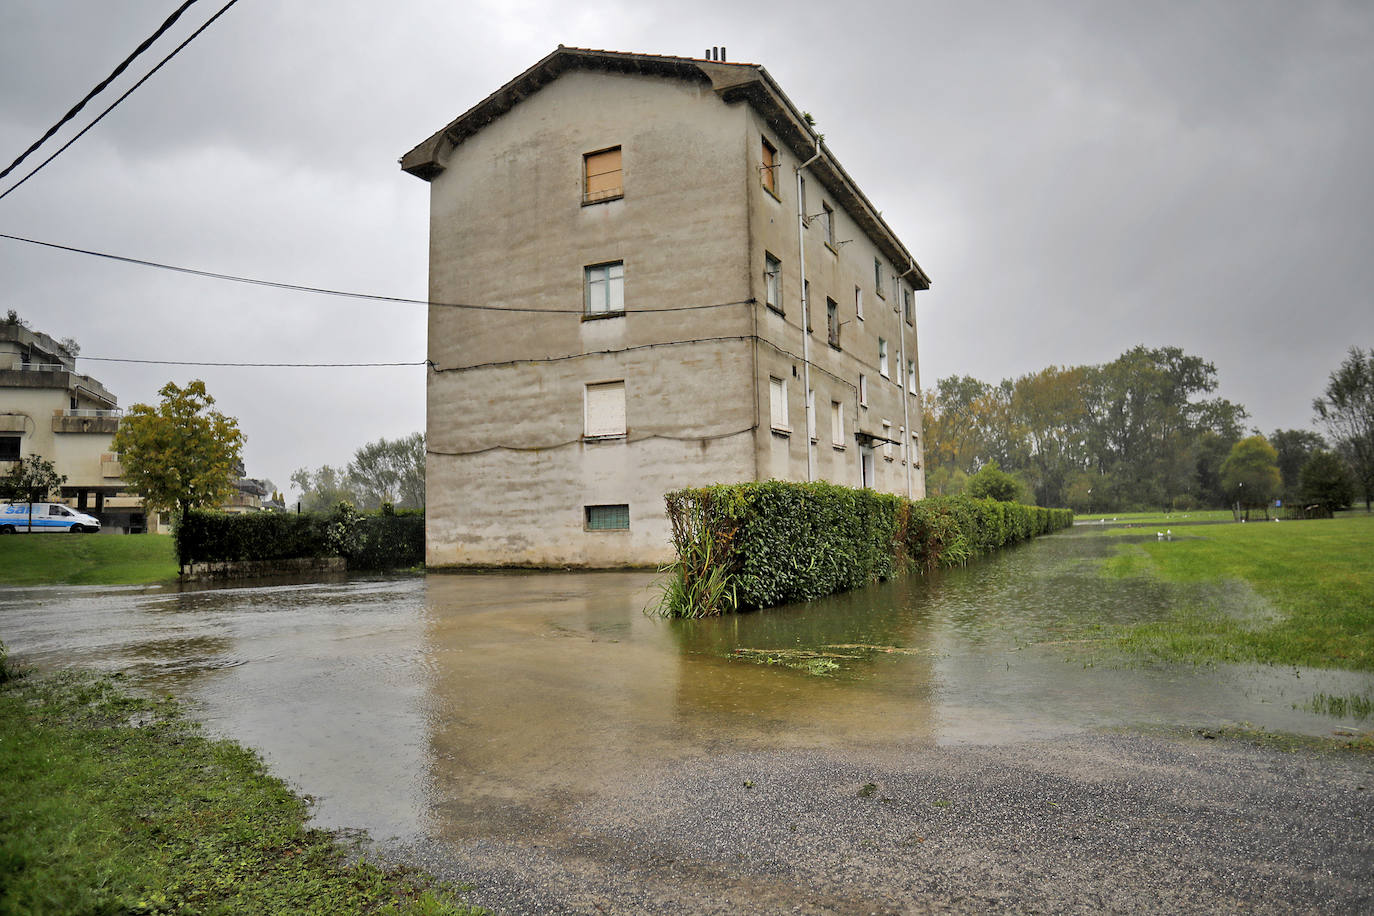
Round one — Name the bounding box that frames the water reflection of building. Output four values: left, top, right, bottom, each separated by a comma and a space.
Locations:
401, 47, 930, 568
667, 578, 938, 747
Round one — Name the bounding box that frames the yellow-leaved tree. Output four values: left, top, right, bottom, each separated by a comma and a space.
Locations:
112, 380, 244, 520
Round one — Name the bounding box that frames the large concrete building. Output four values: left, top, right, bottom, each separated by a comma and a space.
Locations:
402, 47, 930, 567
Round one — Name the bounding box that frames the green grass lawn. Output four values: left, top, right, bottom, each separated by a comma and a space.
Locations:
1100, 514, 1374, 671
0, 533, 177, 586
0, 669, 484, 915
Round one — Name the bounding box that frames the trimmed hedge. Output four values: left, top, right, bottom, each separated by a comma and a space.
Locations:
177, 505, 424, 572
659, 481, 1073, 616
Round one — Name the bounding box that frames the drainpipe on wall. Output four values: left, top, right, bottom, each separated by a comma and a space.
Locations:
895, 271, 912, 500
797, 138, 821, 482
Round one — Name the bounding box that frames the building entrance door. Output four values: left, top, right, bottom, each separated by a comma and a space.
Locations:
860, 446, 875, 489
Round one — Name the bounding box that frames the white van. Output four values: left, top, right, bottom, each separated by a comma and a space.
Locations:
0, 503, 102, 534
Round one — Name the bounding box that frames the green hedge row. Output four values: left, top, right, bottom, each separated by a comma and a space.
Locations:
659, 481, 1073, 616
176, 505, 424, 572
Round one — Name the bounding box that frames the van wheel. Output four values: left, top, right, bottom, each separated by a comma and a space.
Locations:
69, 524, 85, 533
0, 525, 14, 534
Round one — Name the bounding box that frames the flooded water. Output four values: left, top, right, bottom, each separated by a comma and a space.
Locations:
1, 527, 1369, 846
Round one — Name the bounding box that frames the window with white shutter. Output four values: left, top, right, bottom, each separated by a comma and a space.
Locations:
584, 381, 626, 439
769, 377, 788, 432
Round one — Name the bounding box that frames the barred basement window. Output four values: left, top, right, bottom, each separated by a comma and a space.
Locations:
585, 504, 630, 530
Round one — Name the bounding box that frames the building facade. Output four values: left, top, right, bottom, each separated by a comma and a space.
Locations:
403, 47, 930, 567
0, 318, 156, 528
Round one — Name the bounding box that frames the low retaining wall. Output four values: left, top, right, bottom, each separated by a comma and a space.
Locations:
180, 556, 346, 582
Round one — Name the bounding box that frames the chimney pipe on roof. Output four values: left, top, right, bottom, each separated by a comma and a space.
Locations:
720, 46, 727, 61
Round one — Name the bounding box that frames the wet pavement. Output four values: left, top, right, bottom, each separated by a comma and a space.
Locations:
2, 527, 1371, 912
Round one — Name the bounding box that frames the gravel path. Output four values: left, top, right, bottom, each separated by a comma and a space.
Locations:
388, 731, 1373, 915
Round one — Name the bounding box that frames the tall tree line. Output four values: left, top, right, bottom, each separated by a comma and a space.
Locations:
923, 346, 1249, 511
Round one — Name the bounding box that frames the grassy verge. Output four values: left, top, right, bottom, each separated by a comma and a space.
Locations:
1100, 515, 1374, 670
0, 668, 484, 915
0, 534, 177, 586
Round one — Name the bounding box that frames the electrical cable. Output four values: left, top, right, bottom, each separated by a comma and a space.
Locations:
0, 0, 204, 183
79, 356, 425, 368
0, 0, 240, 202
0, 232, 756, 315
426, 426, 758, 457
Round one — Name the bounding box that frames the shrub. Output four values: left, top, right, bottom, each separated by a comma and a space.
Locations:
175, 507, 424, 572
965, 461, 1025, 502
656, 482, 1072, 616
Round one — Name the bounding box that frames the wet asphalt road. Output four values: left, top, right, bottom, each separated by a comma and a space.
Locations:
390, 731, 1373, 915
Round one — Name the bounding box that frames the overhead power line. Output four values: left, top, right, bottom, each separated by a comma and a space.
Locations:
0, 232, 757, 315
0, 0, 240, 202
0, 0, 204, 183
79, 357, 426, 368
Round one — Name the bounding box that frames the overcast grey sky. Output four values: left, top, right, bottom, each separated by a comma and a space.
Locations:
3, 0, 1371, 496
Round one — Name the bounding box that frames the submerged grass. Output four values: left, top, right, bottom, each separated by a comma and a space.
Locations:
0, 533, 178, 586
1099, 515, 1374, 671
0, 670, 484, 915
1307, 692, 1373, 721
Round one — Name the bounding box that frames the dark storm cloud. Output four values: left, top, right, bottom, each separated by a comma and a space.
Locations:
1, 0, 1370, 491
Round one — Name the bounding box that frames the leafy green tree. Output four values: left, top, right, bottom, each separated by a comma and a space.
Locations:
1299, 450, 1354, 513
346, 432, 425, 510
1313, 346, 1374, 510
1269, 428, 1326, 501
112, 380, 245, 518
290, 465, 357, 513
292, 432, 425, 513
0, 455, 68, 534
965, 461, 1024, 503
1220, 435, 1281, 512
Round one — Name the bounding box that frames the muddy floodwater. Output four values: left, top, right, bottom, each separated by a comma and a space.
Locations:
1, 527, 1369, 850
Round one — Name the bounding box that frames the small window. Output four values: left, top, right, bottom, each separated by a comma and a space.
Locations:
879, 338, 889, 378
821, 202, 835, 247
0, 436, 18, 462
770, 376, 789, 432
799, 175, 809, 223
874, 258, 885, 297
855, 286, 864, 321
586, 504, 630, 530
882, 420, 893, 460
585, 261, 625, 315
761, 138, 778, 195
826, 298, 840, 349
859, 373, 868, 407
831, 400, 844, 447
804, 279, 812, 332
765, 253, 782, 314
583, 147, 622, 203
807, 389, 816, 442
907, 359, 917, 395
903, 287, 913, 324
584, 381, 626, 439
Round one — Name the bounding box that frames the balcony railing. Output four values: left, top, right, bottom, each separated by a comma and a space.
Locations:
63, 408, 123, 418
10, 362, 68, 373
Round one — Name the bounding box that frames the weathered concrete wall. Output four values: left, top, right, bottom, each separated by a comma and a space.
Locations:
181, 556, 346, 582
421, 64, 926, 567
426, 71, 757, 567
745, 108, 926, 498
